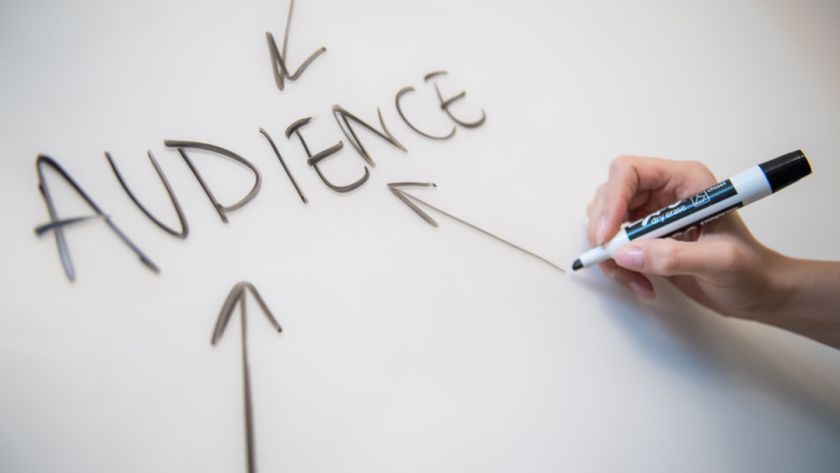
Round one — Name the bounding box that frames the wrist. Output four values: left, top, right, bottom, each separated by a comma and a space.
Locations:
756, 253, 804, 326
754, 256, 840, 349
744, 250, 799, 324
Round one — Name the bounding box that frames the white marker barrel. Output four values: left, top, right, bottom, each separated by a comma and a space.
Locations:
573, 150, 811, 270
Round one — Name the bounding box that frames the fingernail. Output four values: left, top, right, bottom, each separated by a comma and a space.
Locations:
629, 280, 655, 299
596, 216, 609, 245
615, 245, 644, 271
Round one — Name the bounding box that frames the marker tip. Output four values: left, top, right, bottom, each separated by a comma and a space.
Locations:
572, 259, 583, 271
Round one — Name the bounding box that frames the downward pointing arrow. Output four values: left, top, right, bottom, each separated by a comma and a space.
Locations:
388, 182, 565, 273
212, 282, 282, 473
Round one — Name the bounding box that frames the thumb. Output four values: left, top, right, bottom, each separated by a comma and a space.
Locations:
613, 238, 736, 278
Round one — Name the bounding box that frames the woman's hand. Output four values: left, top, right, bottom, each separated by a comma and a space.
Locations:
586, 156, 789, 320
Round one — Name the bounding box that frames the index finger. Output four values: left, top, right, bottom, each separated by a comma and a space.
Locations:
597, 156, 702, 245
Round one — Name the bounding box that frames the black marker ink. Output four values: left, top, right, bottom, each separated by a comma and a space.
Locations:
395, 86, 456, 140
425, 70, 487, 128
259, 128, 308, 204
286, 117, 369, 193
34, 155, 159, 281
34, 214, 107, 236
573, 150, 812, 270
164, 140, 262, 223
266, 0, 326, 91
106, 151, 189, 239
212, 282, 282, 473
388, 182, 564, 273
332, 105, 406, 167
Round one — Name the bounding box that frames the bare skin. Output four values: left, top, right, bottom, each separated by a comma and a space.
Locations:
586, 155, 840, 349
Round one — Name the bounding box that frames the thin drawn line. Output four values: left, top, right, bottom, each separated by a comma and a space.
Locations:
35, 155, 159, 281
164, 140, 262, 223
424, 70, 487, 128
332, 104, 407, 167
389, 183, 565, 273
212, 282, 282, 473
286, 117, 369, 193
433, 82, 486, 128
106, 151, 189, 238
33, 214, 106, 236
395, 86, 456, 141
266, 0, 326, 91
259, 127, 308, 204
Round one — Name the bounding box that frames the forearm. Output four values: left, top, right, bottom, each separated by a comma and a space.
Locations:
765, 257, 840, 349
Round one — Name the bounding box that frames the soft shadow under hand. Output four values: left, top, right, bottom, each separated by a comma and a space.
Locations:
570, 272, 840, 433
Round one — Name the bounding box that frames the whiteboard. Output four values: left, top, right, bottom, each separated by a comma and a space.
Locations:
2, 0, 840, 472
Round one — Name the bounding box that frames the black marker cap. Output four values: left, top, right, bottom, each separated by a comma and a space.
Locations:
759, 150, 812, 193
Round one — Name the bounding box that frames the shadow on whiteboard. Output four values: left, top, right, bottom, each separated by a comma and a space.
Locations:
574, 272, 840, 431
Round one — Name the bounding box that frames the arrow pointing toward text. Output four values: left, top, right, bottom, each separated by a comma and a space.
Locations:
388, 182, 565, 273
211, 282, 283, 473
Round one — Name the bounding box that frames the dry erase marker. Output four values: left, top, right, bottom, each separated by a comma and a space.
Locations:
572, 150, 812, 271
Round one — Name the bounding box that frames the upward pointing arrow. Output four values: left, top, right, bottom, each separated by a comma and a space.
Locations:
388, 182, 565, 273
212, 282, 282, 473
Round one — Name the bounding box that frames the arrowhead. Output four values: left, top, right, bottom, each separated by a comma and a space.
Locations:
387, 182, 438, 227
386, 182, 566, 274
266, 0, 327, 92
211, 282, 282, 345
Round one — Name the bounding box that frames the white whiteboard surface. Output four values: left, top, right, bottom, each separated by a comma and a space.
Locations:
2, 0, 840, 472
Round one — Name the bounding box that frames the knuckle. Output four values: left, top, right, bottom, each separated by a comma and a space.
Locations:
607, 157, 638, 204
586, 221, 597, 244
688, 160, 715, 181
717, 244, 744, 270
655, 242, 681, 274
586, 201, 597, 218
599, 261, 619, 278
596, 183, 606, 195
587, 184, 605, 216
609, 155, 632, 174
592, 183, 605, 200
686, 160, 704, 170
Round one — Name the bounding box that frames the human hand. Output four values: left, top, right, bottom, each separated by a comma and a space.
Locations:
586, 156, 789, 320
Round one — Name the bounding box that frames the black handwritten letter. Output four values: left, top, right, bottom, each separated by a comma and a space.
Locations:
106, 151, 189, 239
394, 86, 456, 140
34, 155, 159, 281
164, 140, 262, 224
259, 128, 308, 204
424, 70, 487, 128
332, 105, 406, 167
285, 117, 369, 193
